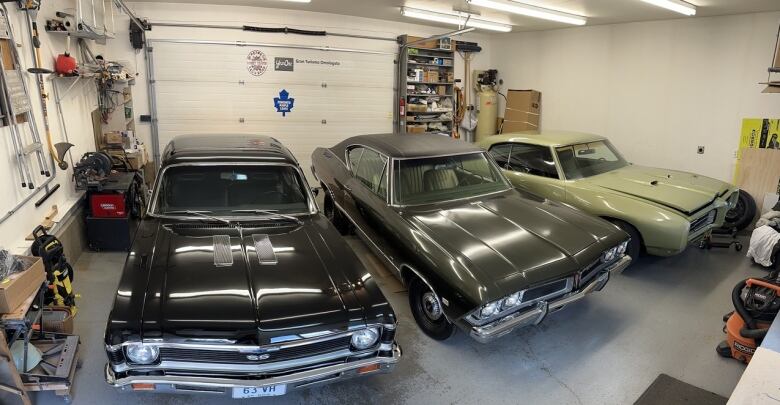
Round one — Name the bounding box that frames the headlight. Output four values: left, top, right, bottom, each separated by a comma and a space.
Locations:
125, 343, 159, 364
617, 241, 628, 255
351, 328, 379, 350
502, 292, 521, 310
480, 301, 501, 318
602, 247, 617, 262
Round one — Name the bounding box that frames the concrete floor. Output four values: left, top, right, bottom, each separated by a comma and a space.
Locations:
34, 236, 761, 404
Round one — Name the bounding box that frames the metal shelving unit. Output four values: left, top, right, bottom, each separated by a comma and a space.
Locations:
398, 36, 456, 136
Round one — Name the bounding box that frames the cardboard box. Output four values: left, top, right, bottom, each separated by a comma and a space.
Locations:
502, 90, 541, 133
108, 148, 148, 170
105, 132, 124, 145
407, 104, 428, 113
400, 35, 440, 50
425, 70, 439, 83
0, 256, 45, 313
407, 124, 427, 133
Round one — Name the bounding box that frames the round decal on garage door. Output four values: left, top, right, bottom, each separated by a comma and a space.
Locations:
247, 50, 268, 76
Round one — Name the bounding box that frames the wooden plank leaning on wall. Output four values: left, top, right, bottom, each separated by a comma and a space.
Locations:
736, 148, 780, 213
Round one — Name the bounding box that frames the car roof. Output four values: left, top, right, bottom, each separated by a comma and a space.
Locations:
161, 134, 298, 165
483, 131, 606, 147
339, 133, 483, 158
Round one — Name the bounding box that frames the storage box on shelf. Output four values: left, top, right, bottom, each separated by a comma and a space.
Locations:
399, 35, 456, 136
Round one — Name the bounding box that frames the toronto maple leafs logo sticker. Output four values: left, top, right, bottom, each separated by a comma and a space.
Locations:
274, 89, 295, 117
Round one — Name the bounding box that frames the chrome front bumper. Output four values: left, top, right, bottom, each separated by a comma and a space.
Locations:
105, 344, 401, 396
469, 255, 631, 343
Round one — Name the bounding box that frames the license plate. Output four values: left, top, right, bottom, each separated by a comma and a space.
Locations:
232, 385, 287, 398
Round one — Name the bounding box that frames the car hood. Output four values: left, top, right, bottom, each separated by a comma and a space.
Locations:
139, 220, 357, 344
582, 165, 731, 215
403, 191, 619, 295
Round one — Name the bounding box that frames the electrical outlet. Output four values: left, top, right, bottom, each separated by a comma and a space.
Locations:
697, 146, 705, 154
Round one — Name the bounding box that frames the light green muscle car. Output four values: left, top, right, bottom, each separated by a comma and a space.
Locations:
478, 131, 739, 258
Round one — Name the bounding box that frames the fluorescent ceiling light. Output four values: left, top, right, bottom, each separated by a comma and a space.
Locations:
467, 0, 586, 26
639, 0, 696, 16
401, 7, 513, 32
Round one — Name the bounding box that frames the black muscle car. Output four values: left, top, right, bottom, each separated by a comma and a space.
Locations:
311, 134, 632, 343
104, 135, 400, 398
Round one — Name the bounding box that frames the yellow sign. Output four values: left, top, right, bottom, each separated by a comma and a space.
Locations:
740, 119, 780, 150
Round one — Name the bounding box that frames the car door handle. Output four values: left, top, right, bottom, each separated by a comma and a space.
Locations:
344, 185, 352, 192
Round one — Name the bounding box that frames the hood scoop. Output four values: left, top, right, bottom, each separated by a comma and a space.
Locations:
252, 234, 278, 265
213, 235, 233, 267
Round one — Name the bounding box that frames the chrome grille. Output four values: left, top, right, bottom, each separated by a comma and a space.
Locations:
521, 278, 571, 303
690, 209, 716, 235
159, 336, 352, 364
213, 235, 233, 267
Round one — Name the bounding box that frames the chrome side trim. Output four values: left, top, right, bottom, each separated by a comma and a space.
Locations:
252, 234, 277, 265
106, 345, 402, 391
213, 235, 233, 267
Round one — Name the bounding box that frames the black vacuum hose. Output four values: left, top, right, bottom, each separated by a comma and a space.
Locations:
740, 327, 769, 340
733, 279, 757, 329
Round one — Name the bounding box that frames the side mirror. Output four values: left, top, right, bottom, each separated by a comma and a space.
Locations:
311, 187, 320, 197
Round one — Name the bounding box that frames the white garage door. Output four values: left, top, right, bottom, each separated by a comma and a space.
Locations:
151, 40, 395, 181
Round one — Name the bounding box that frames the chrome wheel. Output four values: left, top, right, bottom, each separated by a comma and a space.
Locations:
421, 292, 443, 321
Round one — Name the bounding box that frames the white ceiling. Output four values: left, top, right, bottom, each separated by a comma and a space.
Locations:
131, 0, 780, 32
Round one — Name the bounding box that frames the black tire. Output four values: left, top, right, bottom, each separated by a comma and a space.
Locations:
323, 192, 350, 235
723, 191, 757, 231
608, 219, 642, 260
408, 278, 455, 341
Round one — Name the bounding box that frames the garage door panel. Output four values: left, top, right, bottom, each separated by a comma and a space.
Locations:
153, 43, 394, 86
152, 40, 394, 184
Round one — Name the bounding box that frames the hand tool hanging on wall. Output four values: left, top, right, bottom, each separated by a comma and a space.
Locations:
0, 4, 50, 189
22, 0, 71, 170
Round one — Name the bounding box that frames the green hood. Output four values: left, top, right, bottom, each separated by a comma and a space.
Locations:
582, 165, 731, 215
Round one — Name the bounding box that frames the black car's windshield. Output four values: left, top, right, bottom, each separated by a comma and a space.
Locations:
153, 165, 310, 216
555, 141, 628, 180
394, 152, 510, 205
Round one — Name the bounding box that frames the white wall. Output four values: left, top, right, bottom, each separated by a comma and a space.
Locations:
110, 2, 495, 155
491, 12, 780, 183
0, 3, 101, 251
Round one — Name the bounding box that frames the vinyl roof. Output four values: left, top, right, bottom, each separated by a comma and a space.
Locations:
162, 134, 297, 164
341, 133, 483, 158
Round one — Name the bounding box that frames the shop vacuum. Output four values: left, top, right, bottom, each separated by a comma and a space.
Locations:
717, 272, 780, 363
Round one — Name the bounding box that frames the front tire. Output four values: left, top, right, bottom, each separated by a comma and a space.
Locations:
609, 219, 641, 260
409, 278, 455, 341
323, 191, 350, 235
723, 191, 756, 231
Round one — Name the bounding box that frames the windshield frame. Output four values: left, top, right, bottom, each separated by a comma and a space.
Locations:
147, 161, 318, 220
389, 151, 512, 208
554, 139, 629, 181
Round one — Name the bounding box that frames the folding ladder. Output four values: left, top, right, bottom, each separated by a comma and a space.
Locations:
0, 5, 49, 189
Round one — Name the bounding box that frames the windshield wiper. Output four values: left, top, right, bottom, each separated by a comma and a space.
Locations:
230, 209, 303, 225
163, 210, 232, 225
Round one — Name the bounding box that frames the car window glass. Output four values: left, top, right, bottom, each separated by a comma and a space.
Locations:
155, 165, 309, 215
556, 141, 628, 179
394, 152, 509, 205
354, 149, 388, 199
507, 144, 559, 179
489, 144, 512, 168
348, 148, 364, 172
